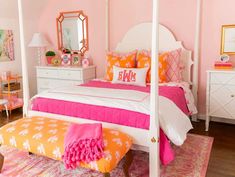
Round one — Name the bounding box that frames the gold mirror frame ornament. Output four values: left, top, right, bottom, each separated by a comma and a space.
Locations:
56, 11, 89, 56
221, 24, 235, 55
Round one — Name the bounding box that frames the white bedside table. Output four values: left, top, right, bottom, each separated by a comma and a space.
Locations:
206, 69, 235, 131
0, 99, 9, 118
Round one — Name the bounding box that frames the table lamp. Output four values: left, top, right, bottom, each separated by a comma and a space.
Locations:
28, 33, 49, 65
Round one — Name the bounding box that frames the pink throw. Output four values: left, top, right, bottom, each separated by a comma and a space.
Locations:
62, 123, 104, 169
160, 129, 174, 165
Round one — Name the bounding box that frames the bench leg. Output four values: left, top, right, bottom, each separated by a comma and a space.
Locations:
103, 172, 110, 177
0, 153, 4, 172
122, 150, 133, 177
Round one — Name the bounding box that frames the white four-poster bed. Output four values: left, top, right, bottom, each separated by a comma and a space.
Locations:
17, 0, 202, 176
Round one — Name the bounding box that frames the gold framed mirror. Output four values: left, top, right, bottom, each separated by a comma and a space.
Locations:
221, 24, 235, 55
57, 11, 88, 55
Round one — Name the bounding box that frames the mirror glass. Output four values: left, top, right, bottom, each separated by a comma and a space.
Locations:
57, 11, 88, 55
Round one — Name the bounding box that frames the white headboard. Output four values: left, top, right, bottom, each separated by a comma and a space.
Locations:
115, 23, 193, 85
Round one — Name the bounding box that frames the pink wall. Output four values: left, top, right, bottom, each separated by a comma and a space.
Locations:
110, 0, 197, 51
199, 0, 235, 113
38, 0, 107, 77
38, 0, 235, 115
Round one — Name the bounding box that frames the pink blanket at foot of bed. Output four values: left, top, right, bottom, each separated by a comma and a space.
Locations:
62, 123, 104, 169
160, 129, 174, 165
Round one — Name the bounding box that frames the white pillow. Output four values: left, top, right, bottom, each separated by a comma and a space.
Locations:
112, 66, 148, 86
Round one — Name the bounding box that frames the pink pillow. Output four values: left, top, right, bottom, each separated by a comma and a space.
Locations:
112, 66, 148, 87
165, 48, 183, 82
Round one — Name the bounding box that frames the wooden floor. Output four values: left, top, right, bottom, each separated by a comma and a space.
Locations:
191, 121, 235, 177
0, 109, 23, 127
0, 110, 235, 177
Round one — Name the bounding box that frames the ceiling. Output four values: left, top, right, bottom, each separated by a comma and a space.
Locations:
0, 0, 48, 19
0, 0, 18, 18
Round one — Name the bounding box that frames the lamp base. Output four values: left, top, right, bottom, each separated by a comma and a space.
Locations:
37, 47, 47, 66
37, 47, 42, 66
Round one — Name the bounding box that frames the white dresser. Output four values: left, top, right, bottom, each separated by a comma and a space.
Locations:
206, 70, 235, 131
36, 66, 96, 93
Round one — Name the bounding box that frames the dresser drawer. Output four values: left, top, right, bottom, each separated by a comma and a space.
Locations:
37, 69, 58, 79
37, 78, 79, 91
210, 73, 235, 85
55, 80, 83, 87
209, 84, 235, 119
38, 79, 72, 89
38, 88, 49, 93
58, 70, 82, 80
37, 78, 61, 89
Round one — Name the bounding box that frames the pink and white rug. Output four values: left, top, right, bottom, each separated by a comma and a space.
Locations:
0, 134, 213, 177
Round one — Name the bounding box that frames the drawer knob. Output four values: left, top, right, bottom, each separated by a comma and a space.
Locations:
231, 94, 235, 98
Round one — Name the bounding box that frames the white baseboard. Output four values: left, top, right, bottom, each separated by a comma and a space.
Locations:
197, 114, 235, 125
197, 114, 206, 120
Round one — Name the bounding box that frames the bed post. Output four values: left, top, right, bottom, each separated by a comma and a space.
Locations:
17, 0, 30, 117
105, 0, 109, 51
149, 0, 160, 176
192, 0, 202, 121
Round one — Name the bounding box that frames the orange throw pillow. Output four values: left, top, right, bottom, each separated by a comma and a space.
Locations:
105, 51, 137, 81
137, 50, 168, 83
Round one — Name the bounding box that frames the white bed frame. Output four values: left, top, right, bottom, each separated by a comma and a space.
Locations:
18, 0, 202, 176
27, 23, 195, 150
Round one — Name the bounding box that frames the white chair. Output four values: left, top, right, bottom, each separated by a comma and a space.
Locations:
0, 99, 9, 118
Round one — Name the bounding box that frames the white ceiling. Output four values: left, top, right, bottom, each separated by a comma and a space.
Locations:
22, 0, 48, 20
0, 0, 19, 18
0, 0, 48, 19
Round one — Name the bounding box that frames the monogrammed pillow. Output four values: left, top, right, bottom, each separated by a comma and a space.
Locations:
112, 66, 148, 87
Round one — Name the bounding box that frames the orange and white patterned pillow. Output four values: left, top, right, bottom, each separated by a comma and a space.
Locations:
112, 66, 148, 87
105, 51, 137, 81
137, 50, 168, 83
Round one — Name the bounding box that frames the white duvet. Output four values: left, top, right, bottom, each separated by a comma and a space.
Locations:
32, 85, 193, 146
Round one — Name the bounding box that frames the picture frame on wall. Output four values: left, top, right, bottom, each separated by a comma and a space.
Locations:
221, 25, 235, 55
0, 29, 15, 62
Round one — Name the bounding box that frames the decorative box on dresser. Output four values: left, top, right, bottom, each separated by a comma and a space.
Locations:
206, 69, 235, 131
36, 66, 96, 93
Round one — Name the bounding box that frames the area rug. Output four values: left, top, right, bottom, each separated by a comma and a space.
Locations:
0, 134, 213, 177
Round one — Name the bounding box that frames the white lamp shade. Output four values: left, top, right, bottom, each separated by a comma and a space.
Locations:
28, 33, 49, 47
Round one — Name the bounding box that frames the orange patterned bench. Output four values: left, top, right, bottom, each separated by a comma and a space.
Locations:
0, 117, 133, 177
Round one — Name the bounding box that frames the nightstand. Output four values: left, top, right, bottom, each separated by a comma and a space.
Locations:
36, 66, 96, 93
206, 70, 235, 131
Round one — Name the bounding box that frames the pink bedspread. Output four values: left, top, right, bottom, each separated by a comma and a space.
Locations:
32, 81, 189, 130
32, 81, 188, 165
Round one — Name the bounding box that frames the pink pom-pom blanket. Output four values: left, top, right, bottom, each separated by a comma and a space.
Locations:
62, 123, 104, 169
